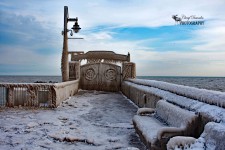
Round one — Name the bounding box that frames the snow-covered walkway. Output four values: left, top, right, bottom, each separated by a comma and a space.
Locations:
0, 90, 145, 150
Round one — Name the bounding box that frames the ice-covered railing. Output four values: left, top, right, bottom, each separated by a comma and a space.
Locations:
0, 80, 79, 108
0, 82, 55, 107
126, 79, 225, 108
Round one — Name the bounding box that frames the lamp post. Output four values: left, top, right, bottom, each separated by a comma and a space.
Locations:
61, 6, 81, 82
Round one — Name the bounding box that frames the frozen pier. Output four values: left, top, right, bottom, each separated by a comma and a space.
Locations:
0, 90, 145, 150
1, 50, 225, 149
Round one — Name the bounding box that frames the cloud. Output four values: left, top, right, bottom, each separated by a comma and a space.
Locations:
2, 0, 225, 29
87, 32, 114, 40
0, 10, 61, 52
0, 45, 61, 75
135, 51, 225, 76
68, 33, 225, 76
170, 19, 225, 52
0, 0, 225, 76
193, 25, 225, 51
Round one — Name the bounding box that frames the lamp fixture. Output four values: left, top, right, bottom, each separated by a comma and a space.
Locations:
61, 17, 81, 36
71, 17, 81, 33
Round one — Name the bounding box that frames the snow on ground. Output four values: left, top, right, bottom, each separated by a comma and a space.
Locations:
0, 90, 145, 150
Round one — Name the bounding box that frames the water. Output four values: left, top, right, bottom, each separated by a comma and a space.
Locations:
137, 76, 225, 92
0, 75, 62, 83
0, 75, 224, 92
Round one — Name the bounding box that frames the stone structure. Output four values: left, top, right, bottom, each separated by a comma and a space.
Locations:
69, 61, 80, 80
122, 62, 136, 79
70, 51, 130, 63
0, 50, 136, 106
80, 63, 121, 92
68, 51, 136, 92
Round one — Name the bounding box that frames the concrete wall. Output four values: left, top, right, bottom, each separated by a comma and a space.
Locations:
53, 80, 79, 107
121, 81, 162, 108
127, 79, 225, 108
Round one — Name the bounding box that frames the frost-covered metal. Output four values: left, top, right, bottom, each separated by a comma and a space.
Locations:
0, 83, 54, 107
0, 80, 79, 108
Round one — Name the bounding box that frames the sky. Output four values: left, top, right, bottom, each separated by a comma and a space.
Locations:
0, 0, 225, 76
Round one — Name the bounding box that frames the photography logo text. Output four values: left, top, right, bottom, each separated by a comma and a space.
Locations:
172, 14, 204, 25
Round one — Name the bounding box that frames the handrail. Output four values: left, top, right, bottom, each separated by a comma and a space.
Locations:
0, 83, 55, 107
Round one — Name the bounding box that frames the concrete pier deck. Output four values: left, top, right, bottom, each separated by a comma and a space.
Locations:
0, 90, 145, 150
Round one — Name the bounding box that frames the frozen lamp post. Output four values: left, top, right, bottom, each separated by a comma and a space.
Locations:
61, 6, 81, 82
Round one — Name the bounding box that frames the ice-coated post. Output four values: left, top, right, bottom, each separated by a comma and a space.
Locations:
7, 87, 14, 107
122, 62, 136, 80
69, 61, 80, 80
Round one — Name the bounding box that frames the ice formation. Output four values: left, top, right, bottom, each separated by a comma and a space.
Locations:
123, 81, 225, 123
167, 136, 196, 150
136, 107, 155, 115
127, 79, 225, 108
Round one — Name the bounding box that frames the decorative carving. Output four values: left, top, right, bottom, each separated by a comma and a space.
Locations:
80, 63, 121, 92
105, 69, 116, 81
69, 61, 80, 80
85, 68, 96, 81
122, 62, 136, 79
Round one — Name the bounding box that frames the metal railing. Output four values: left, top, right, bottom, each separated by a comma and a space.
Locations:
0, 83, 55, 107
0, 80, 79, 108
0, 87, 7, 106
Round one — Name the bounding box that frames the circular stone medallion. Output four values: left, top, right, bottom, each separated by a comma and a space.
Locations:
105, 69, 116, 81
85, 68, 96, 81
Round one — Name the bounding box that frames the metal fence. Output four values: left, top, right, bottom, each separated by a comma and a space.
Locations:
0, 87, 7, 106
0, 83, 55, 107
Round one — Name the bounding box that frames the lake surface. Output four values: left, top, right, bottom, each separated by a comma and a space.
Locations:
137, 76, 225, 92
